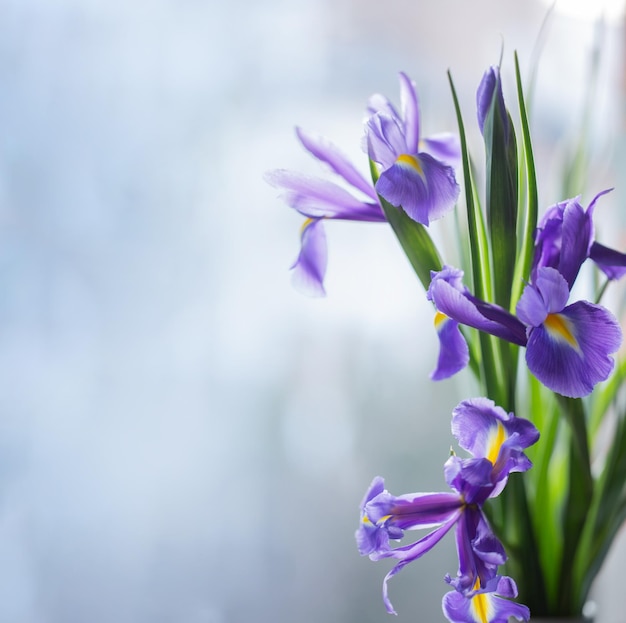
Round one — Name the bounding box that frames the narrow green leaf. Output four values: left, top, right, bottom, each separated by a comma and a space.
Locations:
511, 51, 538, 308
368, 160, 443, 291
378, 198, 443, 291
555, 396, 593, 613
448, 71, 506, 404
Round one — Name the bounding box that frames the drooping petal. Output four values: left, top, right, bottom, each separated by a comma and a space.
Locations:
399, 71, 420, 154
295, 127, 378, 200
589, 241, 626, 280
429, 273, 526, 346
290, 218, 327, 297
375, 152, 459, 225
380, 511, 463, 614
265, 169, 384, 220
442, 576, 530, 623
525, 300, 622, 398
430, 313, 470, 380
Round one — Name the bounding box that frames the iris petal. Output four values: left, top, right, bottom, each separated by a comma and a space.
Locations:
526, 300, 622, 398
430, 314, 470, 381
290, 218, 327, 297
375, 153, 459, 225
295, 127, 378, 200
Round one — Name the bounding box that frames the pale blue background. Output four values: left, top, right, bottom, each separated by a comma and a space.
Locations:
0, 0, 625, 621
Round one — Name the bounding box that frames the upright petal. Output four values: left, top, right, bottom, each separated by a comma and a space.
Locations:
290, 218, 327, 297
525, 300, 622, 397
366, 112, 408, 168
558, 197, 594, 289
451, 398, 539, 476
516, 267, 570, 328
399, 71, 420, 153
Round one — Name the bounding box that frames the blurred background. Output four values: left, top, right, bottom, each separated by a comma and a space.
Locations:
0, 0, 625, 621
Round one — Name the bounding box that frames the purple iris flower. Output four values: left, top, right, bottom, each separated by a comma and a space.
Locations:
266, 127, 385, 296
428, 265, 622, 398
532, 189, 626, 287
517, 266, 622, 398
365, 72, 461, 225
356, 399, 538, 614
442, 575, 530, 623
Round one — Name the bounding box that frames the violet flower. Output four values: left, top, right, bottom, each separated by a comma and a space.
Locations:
427, 265, 622, 398
365, 72, 461, 225
532, 189, 626, 287
356, 398, 538, 614
442, 575, 530, 623
266, 127, 385, 296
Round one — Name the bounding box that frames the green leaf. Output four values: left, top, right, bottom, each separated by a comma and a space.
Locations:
369, 159, 443, 291
511, 51, 538, 308
555, 395, 593, 613
379, 202, 443, 291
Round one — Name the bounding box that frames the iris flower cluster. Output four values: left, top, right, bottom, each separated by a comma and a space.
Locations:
357, 398, 538, 621
268, 61, 626, 620
428, 191, 624, 398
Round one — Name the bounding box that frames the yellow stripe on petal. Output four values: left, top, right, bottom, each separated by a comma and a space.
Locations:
470, 580, 493, 623
486, 421, 506, 466
434, 311, 448, 329
396, 153, 423, 175
544, 313, 579, 349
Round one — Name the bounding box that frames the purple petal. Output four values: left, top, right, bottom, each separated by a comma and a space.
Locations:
429, 275, 526, 346
516, 267, 570, 327
590, 241, 626, 280
448, 508, 504, 594
525, 300, 622, 397
380, 512, 462, 614
558, 197, 594, 289
444, 456, 494, 501
366, 112, 407, 169
266, 169, 384, 221
476, 66, 508, 139
399, 72, 420, 154
422, 133, 462, 170
375, 152, 459, 225
382, 491, 462, 531
442, 579, 530, 623
295, 127, 378, 200
290, 218, 327, 297
366, 92, 399, 119
430, 313, 470, 380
